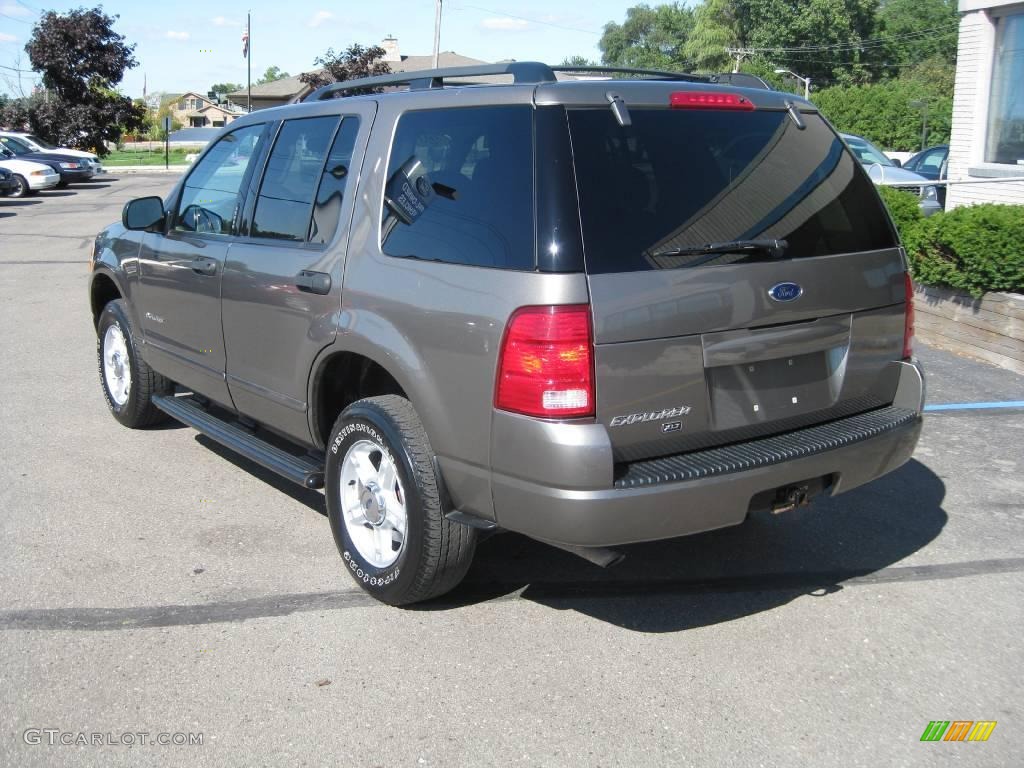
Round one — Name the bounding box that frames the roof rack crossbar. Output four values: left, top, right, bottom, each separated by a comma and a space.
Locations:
304, 62, 557, 101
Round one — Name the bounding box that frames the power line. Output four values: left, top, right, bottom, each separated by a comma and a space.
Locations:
740, 24, 959, 54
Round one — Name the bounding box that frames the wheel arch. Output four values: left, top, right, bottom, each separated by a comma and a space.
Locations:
89, 269, 124, 329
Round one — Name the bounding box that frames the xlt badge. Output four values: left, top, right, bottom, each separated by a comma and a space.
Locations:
610, 405, 691, 427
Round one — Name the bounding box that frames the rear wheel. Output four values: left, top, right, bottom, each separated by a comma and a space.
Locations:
325, 395, 476, 605
96, 299, 172, 428
9, 174, 34, 198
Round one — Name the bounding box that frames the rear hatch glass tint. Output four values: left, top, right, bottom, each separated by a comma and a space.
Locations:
567, 109, 897, 274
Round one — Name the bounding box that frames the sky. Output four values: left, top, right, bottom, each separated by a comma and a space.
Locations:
0, 0, 636, 98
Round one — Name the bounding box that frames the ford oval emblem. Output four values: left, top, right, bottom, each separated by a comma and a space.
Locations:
769, 282, 803, 302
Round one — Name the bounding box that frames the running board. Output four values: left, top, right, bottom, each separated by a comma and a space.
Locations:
153, 395, 325, 489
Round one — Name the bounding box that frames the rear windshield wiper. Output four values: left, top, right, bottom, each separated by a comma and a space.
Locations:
652, 238, 788, 259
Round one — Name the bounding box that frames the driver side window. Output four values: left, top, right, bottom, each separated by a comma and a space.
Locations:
174, 124, 265, 235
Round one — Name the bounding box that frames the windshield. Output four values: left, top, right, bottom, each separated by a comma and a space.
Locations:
25, 134, 57, 150
567, 109, 897, 273
843, 135, 894, 167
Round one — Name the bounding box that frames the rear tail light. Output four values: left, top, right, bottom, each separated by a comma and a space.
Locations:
495, 305, 595, 419
903, 271, 915, 360
670, 91, 755, 111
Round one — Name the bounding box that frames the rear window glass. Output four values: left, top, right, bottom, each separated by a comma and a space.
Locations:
380, 106, 534, 270
567, 109, 897, 274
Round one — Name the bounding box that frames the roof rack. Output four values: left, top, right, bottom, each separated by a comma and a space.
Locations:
302, 61, 770, 102
304, 62, 558, 101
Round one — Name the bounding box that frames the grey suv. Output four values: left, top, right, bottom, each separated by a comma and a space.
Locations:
89, 63, 925, 605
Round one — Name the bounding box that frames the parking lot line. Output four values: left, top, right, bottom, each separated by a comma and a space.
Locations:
924, 400, 1024, 412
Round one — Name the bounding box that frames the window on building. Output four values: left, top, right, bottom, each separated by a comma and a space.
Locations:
986, 12, 1024, 165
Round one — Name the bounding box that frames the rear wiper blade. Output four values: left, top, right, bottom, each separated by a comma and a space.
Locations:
651, 238, 788, 259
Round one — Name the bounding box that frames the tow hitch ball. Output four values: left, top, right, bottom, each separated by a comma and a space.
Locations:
771, 484, 811, 515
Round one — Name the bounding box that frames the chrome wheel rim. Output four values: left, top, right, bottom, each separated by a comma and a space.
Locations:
102, 324, 131, 406
339, 438, 407, 568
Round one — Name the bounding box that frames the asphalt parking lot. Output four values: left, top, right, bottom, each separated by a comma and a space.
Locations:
1, 174, 1022, 767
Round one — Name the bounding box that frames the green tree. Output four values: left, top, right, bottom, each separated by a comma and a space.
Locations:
209, 82, 243, 95
22, 7, 144, 154
877, 0, 958, 67
684, 0, 741, 72
299, 44, 391, 94
560, 55, 599, 68
744, 0, 882, 85
812, 75, 952, 150
257, 66, 290, 84
599, 4, 695, 70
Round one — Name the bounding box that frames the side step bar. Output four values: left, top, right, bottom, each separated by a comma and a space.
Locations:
153, 395, 325, 489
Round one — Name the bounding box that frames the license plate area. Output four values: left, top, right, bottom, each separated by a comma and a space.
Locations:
707, 349, 844, 430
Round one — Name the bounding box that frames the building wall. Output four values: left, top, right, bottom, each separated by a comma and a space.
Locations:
947, 2, 1024, 208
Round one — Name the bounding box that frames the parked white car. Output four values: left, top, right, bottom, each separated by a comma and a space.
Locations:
0, 155, 61, 197
0, 131, 104, 174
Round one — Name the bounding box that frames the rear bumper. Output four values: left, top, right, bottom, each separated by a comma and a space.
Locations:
490, 360, 925, 547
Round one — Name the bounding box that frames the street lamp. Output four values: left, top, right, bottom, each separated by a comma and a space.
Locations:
774, 68, 810, 100
910, 99, 929, 152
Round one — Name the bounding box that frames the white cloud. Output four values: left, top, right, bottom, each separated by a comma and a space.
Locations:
307, 10, 334, 28
166, 31, 190, 41
479, 17, 529, 31
0, 32, 17, 43
211, 16, 242, 28
0, 3, 31, 18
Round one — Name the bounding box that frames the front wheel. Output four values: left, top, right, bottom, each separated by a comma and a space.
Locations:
96, 299, 172, 428
325, 396, 476, 605
9, 174, 34, 198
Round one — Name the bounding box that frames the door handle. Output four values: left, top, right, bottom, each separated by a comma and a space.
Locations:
191, 257, 217, 276
295, 270, 331, 295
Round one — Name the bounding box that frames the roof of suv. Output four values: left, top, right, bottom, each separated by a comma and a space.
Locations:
229, 62, 814, 124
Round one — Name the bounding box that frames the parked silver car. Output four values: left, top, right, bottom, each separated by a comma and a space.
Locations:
841, 133, 942, 215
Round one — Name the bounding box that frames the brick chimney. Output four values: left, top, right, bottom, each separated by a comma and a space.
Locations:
381, 36, 401, 62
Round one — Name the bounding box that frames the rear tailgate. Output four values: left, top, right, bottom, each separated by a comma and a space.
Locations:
567, 104, 907, 462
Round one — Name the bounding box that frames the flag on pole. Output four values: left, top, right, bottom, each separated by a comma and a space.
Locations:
242, 25, 249, 58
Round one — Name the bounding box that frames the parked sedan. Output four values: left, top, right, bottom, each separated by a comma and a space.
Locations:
0, 131, 104, 174
903, 144, 949, 205
0, 141, 94, 187
0, 153, 60, 197
841, 133, 942, 216
0, 166, 16, 196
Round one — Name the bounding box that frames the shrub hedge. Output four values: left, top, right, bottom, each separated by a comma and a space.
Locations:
876, 186, 1024, 298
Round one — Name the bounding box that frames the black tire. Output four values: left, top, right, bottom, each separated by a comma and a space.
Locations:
325, 395, 477, 605
10, 174, 34, 198
56, 180, 69, 189
96, 299, 172, 428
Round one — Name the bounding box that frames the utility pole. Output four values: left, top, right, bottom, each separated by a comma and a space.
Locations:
726, 48, 755, 73
433, 0, 443, 69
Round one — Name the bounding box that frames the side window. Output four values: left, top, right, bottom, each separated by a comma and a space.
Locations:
380, 106, 534, 270
920, 149, 944, 172
251, 116, 338, 242
175, 123, 265, 235
309, 117, 360, 245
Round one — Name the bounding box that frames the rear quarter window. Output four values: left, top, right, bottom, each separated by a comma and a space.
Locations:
380, 106, 535, 270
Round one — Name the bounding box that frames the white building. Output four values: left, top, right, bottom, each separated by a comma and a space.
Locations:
947, 0, 1024, 208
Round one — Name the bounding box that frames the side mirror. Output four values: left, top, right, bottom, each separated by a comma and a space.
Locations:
123, 196, 165, 231
890, 158, 902, 168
